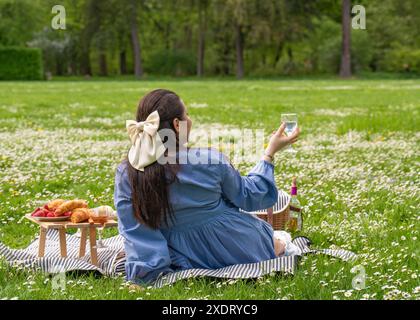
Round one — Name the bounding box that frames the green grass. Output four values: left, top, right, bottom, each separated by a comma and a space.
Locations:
0, 78, 419, 300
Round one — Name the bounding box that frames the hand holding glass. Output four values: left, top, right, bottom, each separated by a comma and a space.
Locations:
281, 113, 298, 152
265, 117, 300, 157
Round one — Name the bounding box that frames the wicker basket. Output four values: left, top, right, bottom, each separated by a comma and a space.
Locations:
246, 190, 302, 231
255, 206, 290, 230
254, 205, 302, 231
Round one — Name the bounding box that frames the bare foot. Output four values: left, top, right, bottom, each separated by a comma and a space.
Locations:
274, 237, 286, 256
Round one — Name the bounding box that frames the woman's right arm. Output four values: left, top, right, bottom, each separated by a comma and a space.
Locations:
220, 122, 299, 212
114, 163, 173, 285
220, 157, 278, 211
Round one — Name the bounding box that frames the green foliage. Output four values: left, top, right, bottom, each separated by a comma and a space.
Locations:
381, 47, 420, 73
351, 31, 374, 73
310, 17, 373, 74
0, 0, 44, 46
0, 47, 43, 80
0, 0, 419, 76
146, 50, 196, 76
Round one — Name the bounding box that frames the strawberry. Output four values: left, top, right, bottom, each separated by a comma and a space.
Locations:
31, 207, 42, 216
46, 212, 55, 217
32, 211, 46, 217
63, 211, 72, 217
43, 204, 50, 210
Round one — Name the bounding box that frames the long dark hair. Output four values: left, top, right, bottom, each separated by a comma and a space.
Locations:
126, 89, 186, 229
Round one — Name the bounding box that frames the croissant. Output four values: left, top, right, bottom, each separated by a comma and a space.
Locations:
70, 208, 92, 223
89, 205, 114, 223
55, 199, 88, 216
47, 199, 66, 210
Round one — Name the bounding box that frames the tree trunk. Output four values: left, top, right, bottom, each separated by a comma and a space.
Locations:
119, 50, 127, 75
56, 55, 63, 76
184, 25, 193, 50
69, 53, 77, 75
80, 49, 92, 76
99, 52, 107, 76
222, 37, 230, 75
339, 0, 352, 78
130, 0, 143, 78
197, 0, 207, 77
273, 41, 284, 68
284, 47, 295, 74
235, 24, 245, 79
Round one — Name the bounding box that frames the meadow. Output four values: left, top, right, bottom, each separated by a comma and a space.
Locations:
0, 78, 419, 300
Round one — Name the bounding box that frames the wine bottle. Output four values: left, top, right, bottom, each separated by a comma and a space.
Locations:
288, 177, 302, 231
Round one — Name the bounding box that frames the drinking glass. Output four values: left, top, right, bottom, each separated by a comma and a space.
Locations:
92, 207, 107, 249
97, 227, 106, 249
281, 113, 298, 152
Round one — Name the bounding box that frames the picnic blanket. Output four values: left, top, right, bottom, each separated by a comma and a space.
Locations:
0, 229, 357, 288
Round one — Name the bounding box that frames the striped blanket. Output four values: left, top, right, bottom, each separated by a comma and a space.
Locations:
0, 229, 357, 288
0, 190, 356, 288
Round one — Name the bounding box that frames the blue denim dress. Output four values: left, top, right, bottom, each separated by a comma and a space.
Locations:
114, 148, 278, 284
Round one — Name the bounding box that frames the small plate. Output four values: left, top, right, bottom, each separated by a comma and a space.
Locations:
28, 214, 70, 222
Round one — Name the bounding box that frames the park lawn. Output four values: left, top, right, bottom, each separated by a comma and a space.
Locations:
0, 78, 419, 300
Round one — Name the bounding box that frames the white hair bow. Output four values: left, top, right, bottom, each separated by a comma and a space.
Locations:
126, 110, 166, 171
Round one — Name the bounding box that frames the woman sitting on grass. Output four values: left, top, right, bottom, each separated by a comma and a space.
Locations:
114, 89, 301, 285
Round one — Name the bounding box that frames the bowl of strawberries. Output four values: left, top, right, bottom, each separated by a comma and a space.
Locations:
29, 199, 88, 222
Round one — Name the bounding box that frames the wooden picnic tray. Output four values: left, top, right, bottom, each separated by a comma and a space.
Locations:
25, 214, 118, 229
24, 214, 118, 267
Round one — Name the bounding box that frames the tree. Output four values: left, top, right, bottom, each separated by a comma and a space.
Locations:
129, 0, 143, 78
339, 0, 351, 77
235, 22, 245, 79
220, 0, 256, 79
196, 0, 209, 77
79, 0, 104, 76
229, 0, 248, 79
0, 0, 43, 46
2, 0, 417, 77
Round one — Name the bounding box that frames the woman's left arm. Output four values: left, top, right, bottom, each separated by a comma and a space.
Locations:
220, 155, 278, 212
